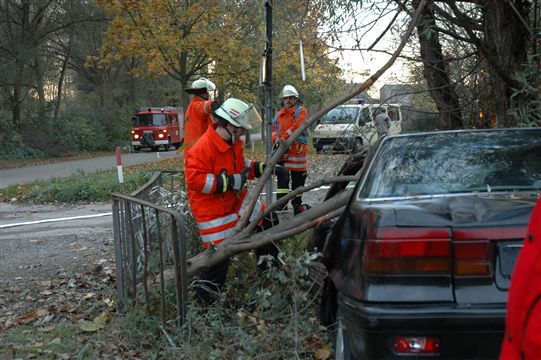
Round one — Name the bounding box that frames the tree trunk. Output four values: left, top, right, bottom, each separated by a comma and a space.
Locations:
413, 0, 463, 129
54, 36, 73, 119
482, 0, 529, 127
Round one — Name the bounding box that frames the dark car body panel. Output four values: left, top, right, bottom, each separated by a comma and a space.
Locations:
339, 294, 504, 359
327, 195, 535, 303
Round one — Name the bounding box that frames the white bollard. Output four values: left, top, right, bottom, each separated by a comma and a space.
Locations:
115, 146, 124, 184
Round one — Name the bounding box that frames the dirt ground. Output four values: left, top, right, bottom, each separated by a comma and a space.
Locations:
0, 153, 350, 357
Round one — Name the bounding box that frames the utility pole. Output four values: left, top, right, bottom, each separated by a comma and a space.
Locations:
263, 0, 273, 207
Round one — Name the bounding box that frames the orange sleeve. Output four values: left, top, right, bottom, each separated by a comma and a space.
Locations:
282, 106, 307, 141
185, 144, 217, 194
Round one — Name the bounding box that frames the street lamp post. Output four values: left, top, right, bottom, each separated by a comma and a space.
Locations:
263, 0, 273, 207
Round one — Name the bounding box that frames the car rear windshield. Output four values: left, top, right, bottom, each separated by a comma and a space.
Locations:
359, 129, 541, 198
319, 107, 359, 125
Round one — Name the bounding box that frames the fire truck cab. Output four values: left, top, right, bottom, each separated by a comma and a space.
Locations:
131, 107, 184, 152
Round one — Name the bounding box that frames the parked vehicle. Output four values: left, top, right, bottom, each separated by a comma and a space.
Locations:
312, 104, 402, 153
315, 128, 541, 359
131, 107, 184, 152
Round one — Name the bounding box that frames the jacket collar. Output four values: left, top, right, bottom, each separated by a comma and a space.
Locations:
279, 105, 297, 116
207, 126, 244, 153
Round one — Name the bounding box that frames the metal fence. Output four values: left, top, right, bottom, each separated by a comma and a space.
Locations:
112, 171, 189, 327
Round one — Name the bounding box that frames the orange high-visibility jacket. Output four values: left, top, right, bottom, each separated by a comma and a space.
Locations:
185, 126, 264, 247
272, 105, 308, 172
184, 97, 214, 152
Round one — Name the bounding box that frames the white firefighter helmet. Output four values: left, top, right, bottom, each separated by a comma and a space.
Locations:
185, 77, 216, 94
280, 84, 299, 98
212, 98, 262, 130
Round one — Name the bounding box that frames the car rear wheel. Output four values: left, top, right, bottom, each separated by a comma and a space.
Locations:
133, 146, 141, 152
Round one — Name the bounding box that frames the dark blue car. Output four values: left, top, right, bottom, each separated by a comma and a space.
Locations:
317, 128, 541, 359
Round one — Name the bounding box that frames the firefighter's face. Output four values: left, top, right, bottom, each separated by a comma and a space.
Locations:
226, 123, 245, 141
233, 126, 246, 138
283, 96, 296, 109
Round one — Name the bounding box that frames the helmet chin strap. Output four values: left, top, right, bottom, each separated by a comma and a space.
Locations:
224, 124, 235, 145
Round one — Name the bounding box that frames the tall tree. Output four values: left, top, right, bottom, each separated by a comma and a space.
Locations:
0, 0, 102, 129
412, 0, 463, 129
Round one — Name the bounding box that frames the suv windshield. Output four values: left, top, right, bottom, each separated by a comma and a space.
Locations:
319, 107, 359, 125
359, 129, 541, 198
134, 114, 167, 126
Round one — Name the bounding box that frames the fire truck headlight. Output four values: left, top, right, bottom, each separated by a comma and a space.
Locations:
134, 134, 140, 139
158, 133, 164, 139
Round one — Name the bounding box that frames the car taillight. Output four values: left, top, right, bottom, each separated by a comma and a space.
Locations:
392, 336, 440, 355
131, 130, 135, 134
162, 129, 168, 133
452, 227, 524, 277
362, 228, 451, 274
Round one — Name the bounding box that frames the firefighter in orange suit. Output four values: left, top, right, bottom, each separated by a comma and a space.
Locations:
183, 77, 217, 152
185, 98, 279, 303
272, 85, 310, 215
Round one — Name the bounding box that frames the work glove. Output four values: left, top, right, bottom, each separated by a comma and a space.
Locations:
228, 172, 247, 191
254, 162, 265, 178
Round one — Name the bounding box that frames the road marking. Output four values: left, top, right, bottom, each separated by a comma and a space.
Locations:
0, 187, 331, 229
0, 212, 112, 229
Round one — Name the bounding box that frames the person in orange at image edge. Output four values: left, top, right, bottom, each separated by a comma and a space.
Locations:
499, 197, 541, 359
183, 77, 217, 153
184, 97, 280, 304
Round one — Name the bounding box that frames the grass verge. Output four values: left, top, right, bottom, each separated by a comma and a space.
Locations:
0, 158, 181, 204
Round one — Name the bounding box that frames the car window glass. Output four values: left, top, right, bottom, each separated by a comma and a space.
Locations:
320, 107, 359, 125
152, 114, 166, 126
359, 130, 541, 198
359, 108, 371, 125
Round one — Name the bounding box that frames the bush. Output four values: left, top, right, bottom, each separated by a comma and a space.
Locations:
0, 110, 47, 160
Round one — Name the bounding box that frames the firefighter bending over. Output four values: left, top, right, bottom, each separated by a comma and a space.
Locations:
184, 77, 217, 153
272, 84, 311, 215
185, 98, 280, 303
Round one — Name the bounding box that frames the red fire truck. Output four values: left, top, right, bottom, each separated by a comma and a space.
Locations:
131, 107, 184, 152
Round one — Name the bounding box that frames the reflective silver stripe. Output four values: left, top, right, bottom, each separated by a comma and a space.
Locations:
287, 129, 293, 135
232, 173, 242, 190
287, 156, 307, 161
285, 163, 306, 169
248, 199, 263, 222
245, 159, 252, 168
197, 213, 238, 230
201, 226, 237, 243
203, 174, 215, 194
203, 101, 211, 114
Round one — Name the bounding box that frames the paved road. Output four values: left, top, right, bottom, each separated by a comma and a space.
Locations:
0, 149, 181, 189
0, 133, 264, 189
